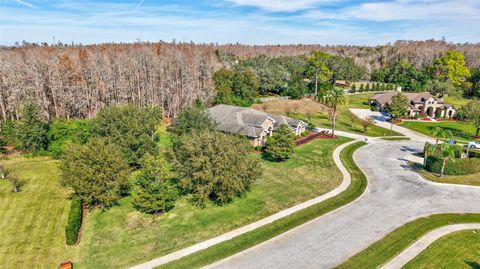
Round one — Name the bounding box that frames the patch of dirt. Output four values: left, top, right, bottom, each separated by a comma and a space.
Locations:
252, 98, 330, 115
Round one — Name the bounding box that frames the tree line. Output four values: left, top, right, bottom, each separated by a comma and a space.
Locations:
2, 40, 480, 122
371, 51, 479, 97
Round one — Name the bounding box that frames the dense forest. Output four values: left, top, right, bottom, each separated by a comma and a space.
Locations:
1, 40, 479, 121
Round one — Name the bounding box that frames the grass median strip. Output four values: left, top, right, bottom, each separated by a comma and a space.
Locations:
158, 141, 368, 269
336, 213, 480, 269
403, 228, 480, 269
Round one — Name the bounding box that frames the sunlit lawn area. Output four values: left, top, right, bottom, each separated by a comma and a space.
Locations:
1, 136, 350, 269
338, 214, 480, 269
399, 121, 478, 142
443, 95, 472, 107
403, 229, 480, 269
410, 162, 480, 187
0, 157, 71, 269
253, 94, 403, 137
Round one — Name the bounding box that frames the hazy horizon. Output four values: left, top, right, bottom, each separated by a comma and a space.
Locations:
1, 0, 479, 46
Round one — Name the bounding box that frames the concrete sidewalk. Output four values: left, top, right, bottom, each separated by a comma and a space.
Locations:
129, 140, 358, 269
380, 223, 480, 269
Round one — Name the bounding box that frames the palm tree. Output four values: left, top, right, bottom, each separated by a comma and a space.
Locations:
324, 87, 346, 137
432, 126, 453, 145
423, 142, 436, 167
439, 144, 456, 178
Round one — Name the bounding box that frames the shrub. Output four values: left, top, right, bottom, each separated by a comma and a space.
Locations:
301, 131, 310, 137
350, 84, 356, 93
92, 105, 159, 166
264, 124, 296, 162
174, 131, 261, 206
170, 103, 216, 136
16, 102, 49, 152
9, 175, 25, 192
0, 120, 18, 147
60, 138, 131, 208
254, 146, 263, 151
48, 119, 92, 159
132, 155, 179, 214
65, 195, 83, 245
0, 165, 10, 179
425, 156, 480, 175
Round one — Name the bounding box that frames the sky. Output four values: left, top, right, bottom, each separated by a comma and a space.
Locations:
0, 0, 479, 46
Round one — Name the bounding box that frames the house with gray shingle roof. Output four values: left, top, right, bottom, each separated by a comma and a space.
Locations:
369, 91, 456, 118
209, 104, 307, 146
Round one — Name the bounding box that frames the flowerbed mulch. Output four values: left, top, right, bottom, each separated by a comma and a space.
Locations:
295, 131, 336, 146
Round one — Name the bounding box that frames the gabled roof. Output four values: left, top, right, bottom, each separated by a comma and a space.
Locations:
370, 91, 438, 106
208, 104, 304, 138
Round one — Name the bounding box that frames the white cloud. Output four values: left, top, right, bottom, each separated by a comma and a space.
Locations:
14, 0, 37, 8
344, 0, 480, 22
224, 0, 332, 12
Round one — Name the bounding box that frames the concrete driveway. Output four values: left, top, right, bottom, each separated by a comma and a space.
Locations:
207, 136, 480, 268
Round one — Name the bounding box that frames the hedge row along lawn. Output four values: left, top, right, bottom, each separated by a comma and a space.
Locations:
403, 228, 480, 269
65, 195, 83, 245
157, 141, 368, 269
336, 213, 480, 269
410, 162, 480, 187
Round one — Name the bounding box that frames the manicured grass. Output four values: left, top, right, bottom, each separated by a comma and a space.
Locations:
0, 157, 71, 269
403, 229, 480, 269
399, 121, 478, 142
68, 137, 350, 269
337, 214, 480, 269
411, 162, 480, 187
345, 93, 374, 109
158, 141, 367, 269
306, 109, 403, 137
253, 95, 403, 137
381, 137, 411, 141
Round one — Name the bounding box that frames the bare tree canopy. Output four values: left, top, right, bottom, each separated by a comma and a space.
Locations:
1, 40, 479, 121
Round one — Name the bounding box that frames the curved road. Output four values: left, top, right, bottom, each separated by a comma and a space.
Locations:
207, 116, 480, 269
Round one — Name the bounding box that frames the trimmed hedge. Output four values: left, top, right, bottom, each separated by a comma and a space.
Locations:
425, 156, 480, 176
65, 195, 83, 245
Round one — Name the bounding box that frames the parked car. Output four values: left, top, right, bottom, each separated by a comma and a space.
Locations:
467, 142, 480, 149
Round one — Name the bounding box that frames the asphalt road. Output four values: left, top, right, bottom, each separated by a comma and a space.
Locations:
206, 140, 480, 269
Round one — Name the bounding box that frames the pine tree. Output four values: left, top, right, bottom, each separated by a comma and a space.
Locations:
359, 84, 365, 92
265, 124, 296, 162
16, 102, 48, 152
350, 84, 357, 93
132, 154, 178, 214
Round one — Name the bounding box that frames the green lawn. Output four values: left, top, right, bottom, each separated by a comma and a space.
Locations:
337, 214, 480, 269
443, 95, 472, 107
159, 141, 367, 269
288, 109, 403, 137
403, 229, 480, 269
411, 162, 480, 187
0, 157, 71, 269
1, 138, 350, 269
399, 121, 479, 142
345, 93, 373, 109
69, 137, 350, 268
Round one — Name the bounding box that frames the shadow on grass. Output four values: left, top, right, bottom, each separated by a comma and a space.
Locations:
465, 260, 480, 269
426, 125, 473, 140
